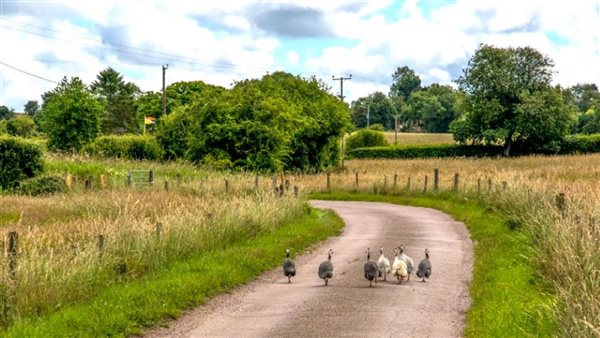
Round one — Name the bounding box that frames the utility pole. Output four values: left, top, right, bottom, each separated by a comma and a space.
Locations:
162, 64, 168, 116
332, 74, 352, 169
367, 105, 370, 128
332, 74, 352, 102
394, 115, 399, 144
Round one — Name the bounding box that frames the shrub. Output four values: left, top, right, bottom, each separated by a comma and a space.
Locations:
0, 136, 44, 190
368, 123, 385, 131
6, 117, 36, 137
346, 129, 388, 152
83, 135, 164, 160
347, 144, 504, 159
16, 174, 67, 196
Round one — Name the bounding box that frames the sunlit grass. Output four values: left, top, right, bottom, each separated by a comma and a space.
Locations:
383, 132, 455, 145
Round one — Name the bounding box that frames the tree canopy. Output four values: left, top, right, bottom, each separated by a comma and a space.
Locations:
156, 72, 350, 172
451, 44, 573, 155
390, 66, 421, 101
41, 77, 103, 151
350, 92, 395, 130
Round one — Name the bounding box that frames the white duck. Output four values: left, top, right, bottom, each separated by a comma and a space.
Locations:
376, 247, 391, 281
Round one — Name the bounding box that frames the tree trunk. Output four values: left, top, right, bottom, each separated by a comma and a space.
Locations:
503, 138, 512, 157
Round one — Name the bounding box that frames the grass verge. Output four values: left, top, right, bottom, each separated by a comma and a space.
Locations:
1, 208, 344, 337
310, 191, 557, 337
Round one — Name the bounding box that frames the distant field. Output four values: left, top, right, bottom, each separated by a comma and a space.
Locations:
383, 132, 455, 145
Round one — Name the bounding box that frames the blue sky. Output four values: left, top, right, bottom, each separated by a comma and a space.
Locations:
1, 0, 599, 111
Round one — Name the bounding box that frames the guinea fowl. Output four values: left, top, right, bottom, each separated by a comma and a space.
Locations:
318, 249, 334, 286
391, 247, 408, 284
283, 249, 296, 283
364, 248, 379, 287
376, 247, 391, 281
398, 245, 414, 281
416, 248, 432, 282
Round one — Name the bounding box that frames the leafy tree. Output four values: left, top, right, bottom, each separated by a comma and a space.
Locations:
23, 100, 40, 116
350, 92, 395, 129
41, 77, 103, 151
90, 68, 141, 134
157, 72, 350, 172
390, 66, 421, 101
451, 44, 568, 156
570, 83, 600, 113
136, 91, 162, 120
0, 105, 14, 120
401, 91, 445, 132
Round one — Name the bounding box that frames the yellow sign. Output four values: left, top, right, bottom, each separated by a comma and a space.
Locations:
144, 116, 156, 125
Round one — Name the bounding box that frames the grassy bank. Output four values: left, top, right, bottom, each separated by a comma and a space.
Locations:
1, 208, 344, 337
310, 192, 557, 337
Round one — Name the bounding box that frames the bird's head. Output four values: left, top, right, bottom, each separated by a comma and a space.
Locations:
379, 246, 384, 254
328, 249, 334, 259
285, 249, 290, 258
399, 244, 405, 253
425, 248, 430, 258
366, 247, 371, 260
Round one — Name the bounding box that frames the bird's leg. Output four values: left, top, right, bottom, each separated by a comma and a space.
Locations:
325, 278, 328, 286
422, 278, 425, 282
383, 272, 386, 282
288, 276, 291, 284
370, 280, 372, 287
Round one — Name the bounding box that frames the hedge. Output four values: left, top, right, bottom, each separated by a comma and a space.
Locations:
347, 134, 600, 159
16, 174, 67, 196
0, 136, 44, 190
346, 129, 388, 152
83, 135, 164, 161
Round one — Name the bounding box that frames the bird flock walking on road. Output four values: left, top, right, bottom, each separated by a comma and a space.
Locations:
283, 246, 432, 287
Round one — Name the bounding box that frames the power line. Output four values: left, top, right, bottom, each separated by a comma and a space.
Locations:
0, 61, 59, 84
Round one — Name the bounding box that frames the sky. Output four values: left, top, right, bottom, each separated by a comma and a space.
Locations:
0, 0, 599, 111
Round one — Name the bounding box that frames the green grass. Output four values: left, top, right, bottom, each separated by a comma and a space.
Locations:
310, 192, 557, 337
1, 208, 344, 337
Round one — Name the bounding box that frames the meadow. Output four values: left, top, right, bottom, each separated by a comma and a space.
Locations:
0, 153, 599, 336
383, 132, 454, 145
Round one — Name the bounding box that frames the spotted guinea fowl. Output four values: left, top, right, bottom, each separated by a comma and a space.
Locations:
398, 244, 414, 281
318, 249, 334, 286
283, 249, 296, 283
376, 247, 391, 281
391, 247, 408, 284
364, 248, 378, 287
416, 248, 432, 282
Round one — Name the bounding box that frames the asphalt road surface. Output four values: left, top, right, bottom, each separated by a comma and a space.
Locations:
145, 200, 473, 338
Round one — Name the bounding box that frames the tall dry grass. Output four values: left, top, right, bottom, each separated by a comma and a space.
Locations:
0, 187, 303, 326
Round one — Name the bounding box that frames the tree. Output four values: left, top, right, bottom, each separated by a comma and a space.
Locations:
401, 91, 445, 132
570, 83, 600, 113
451, 44, 568, 156
90, 67, 141, 134
390, 66, 421, 101
425, 84, 459, 132
23, 100, 40, 116
41, 77, 103, 151
6, 116, 36, 137
0, 105, 14, 120
350, 92, 395, 129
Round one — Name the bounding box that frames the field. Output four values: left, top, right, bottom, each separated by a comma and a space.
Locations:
1, 153, 599, 336
383, 132, 454, 145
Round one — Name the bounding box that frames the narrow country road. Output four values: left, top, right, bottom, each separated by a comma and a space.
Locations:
145, 201, 473, 338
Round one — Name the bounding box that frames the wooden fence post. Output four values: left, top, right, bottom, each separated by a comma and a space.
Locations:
502, 181, 507, 191
8, 232, 18, 278
423, 175, 428, 193
355, 172, 359, 190
477, 178, 481, 194
85, 176, 92, 190
326, 173, 331, 192
127, 170, 133, 186
285, 179, 290, 191
254, 175, 259, 191
225, 179, 229, 193
294, 185, 299, 197
164, 180, 169, 191
407, 177, 411, 190
433, 168, 439, 191
487, 178, 492, 192
393, 173, 398, 191
100, 174, 108, 189
556, 193, 566, 213
66, 174, 74, 190
199, 178, 204, 192
97, 234, 104, 260
149, 170, 154, 186
155, 222, 162, 238
383, 176, 388, 192
453, 173, 459, 192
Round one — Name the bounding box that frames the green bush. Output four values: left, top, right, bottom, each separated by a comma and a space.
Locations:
0, 136, 44, 190
347, 143, 504, 159
368, 123, 385, 131
346, 129, 388, 152
16, 174, 67, 196
83, 135, 164, 160
6, 117, 36, 137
